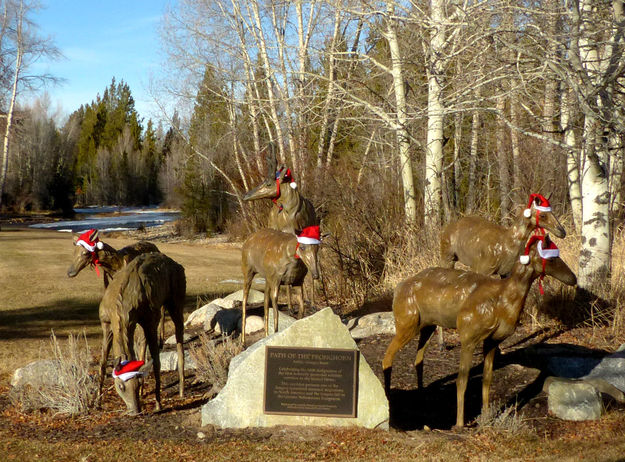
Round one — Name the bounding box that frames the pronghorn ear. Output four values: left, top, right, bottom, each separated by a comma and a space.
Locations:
139, 360, 153, 374
73, 233, 79, 244
89, 229, 99, 242
277, 164, 288, 181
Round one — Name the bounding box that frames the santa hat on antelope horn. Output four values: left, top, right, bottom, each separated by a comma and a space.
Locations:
75, 229, 104, 252
519, 234, 560, 265
297, 225, 321, 245
523, 193, 552, 218
112, 360, 146, 382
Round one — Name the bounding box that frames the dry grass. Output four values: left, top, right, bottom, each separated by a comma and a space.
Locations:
475, 402, 530, 433
10, 331, 98, 415
189, 332, 243, 393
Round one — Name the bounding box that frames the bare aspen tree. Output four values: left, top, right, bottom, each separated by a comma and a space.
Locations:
424, 0, 446, 227
496, 94, 510, 218
386, 2, 417, 223
0, 0, 59, 213
465, 86, 481, 213
574, 0, 622, 292
541, 0, 560, 184
561, 87, 582, 231
452, 111, 462, 211
316, 6, 343, 168
0, 2, 21, 213
510, 99, 522, 202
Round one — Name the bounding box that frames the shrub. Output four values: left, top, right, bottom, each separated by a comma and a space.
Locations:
10, 331, 98, 415
189, 332, 243, 393
476, 402, 529, 433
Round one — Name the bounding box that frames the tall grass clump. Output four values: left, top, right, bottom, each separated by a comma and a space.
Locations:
476, 402, 529, 433
10, 331, 98, 415
189, 332, 243, 393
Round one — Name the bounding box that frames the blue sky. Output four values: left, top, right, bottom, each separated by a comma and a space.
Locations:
30, 0, 170, 120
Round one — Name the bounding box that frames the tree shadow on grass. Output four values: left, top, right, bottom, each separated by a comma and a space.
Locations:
0, 298, 101, 340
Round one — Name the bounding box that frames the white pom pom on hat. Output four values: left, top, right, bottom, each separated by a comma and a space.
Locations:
76, 229, 103, 252
520, 254, 530, 265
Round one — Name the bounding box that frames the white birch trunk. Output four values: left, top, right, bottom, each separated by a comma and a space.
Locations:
0, 3, 22, 212
386, 4, 417, 223
510, 99, 522, 202
316, 7, 341, 168
424, 0, 446, 227
575, 0, 615, 292
466, 88, 481, 213
496, 95, 510, 218
249, 0, 288, 163
579, 128, 611, 291
561, 88, 582, 232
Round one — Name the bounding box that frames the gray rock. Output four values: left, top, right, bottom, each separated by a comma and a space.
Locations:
236, 310, 296, 336
159, 350, 196, 371
225, 289, 265, 305
345, 312, 395, 339
545, 377, 603, 421
265, 309, 297, 335
165, 333, 195, 345
584, 350, 625, 392
212, 298, 239, 309
242, 315, 265, 334
201, 307, 389, 430
11, 360, 61, 388
185, 303, 222, 328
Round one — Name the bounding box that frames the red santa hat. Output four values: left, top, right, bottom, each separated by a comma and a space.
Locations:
520, 234, 559, 264
297, 225, 321, 245
112, 360, 146, 382
275, 167, 297, 190
524, 193, 552, 218
75, 229, 104, 252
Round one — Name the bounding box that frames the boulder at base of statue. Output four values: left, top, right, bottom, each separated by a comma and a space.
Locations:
242, 315, 265, 334
201, 307, 389, 430
224, 289, 265, 305
185, 303, 222, 328
11, 360, 61, 388
159, 350, 196, 371
345, 312, 396, 339
546, 377, 603, 421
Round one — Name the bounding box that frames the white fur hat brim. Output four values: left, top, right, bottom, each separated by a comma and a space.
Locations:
297, 236, 321, 245
112, 370, 145, 382
537, 241, 559, 259
76, 239, 103, 252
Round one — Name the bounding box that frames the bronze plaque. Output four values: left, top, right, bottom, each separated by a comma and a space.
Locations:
263, 346, 359, 417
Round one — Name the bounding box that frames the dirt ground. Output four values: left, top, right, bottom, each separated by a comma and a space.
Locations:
1, 222, 625, 461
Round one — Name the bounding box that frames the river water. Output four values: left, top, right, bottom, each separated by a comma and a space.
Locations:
29, 206, 180, 233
